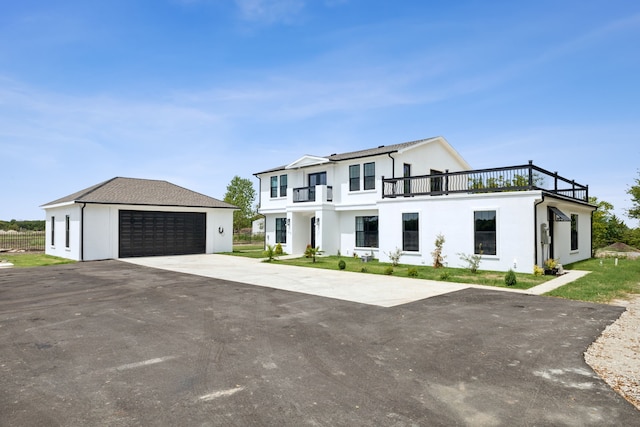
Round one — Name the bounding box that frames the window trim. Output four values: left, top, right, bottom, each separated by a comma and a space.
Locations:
279, 174, 288, 198
275, 217, 287, 244
270, 176, 278, 198
474, 210, 497, 256
349, 164, 360, 192
363, 162, 375, 190
570, 213, 578, 251
402, 212, 419, 252
355, 215, 379, 248
65, 215, 70, 249
51, 216, 55, 246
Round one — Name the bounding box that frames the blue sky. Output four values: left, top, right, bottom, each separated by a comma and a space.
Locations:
1, 0, 639, 225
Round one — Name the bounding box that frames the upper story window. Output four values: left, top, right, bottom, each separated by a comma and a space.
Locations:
402, 212, 419, 252
349, 165, 360, 191
571, 214, 578, 251
308, 171, 327, 186
279, 174, 288, 198
364, 162, 375, 190
474, 210, 496, 255
270, 176, 278, 198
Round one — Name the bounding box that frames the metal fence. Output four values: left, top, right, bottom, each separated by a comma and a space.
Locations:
0, 231, 46, 252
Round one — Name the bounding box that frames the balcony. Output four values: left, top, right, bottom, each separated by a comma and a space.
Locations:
293, 185, 333, 203
382, 161, 589, 203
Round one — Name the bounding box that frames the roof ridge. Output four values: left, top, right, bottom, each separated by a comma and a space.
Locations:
74, 177, 119, 201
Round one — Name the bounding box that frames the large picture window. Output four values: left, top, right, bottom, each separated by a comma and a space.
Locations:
270, 176, 278, 198
355, 216, 378, 248
402, 212, 419, 252
364, 162, 375, 190
571, 214, 578, 251
349, 165, 360, 191
275, 218, 287, 244
279, 174, 288, 198
474, 210, 496, 255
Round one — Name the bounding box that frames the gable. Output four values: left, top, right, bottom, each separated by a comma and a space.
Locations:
285, 155, 330, 169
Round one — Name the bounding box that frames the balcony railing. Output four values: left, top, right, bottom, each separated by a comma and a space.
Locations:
382, 161, 589, 202
293, 186, 333, 203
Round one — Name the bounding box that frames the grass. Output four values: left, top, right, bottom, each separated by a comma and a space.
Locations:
546, 257, 640, 303
223, 244, 269, 259
275, 255, 551, 290
0, 253, 76, 268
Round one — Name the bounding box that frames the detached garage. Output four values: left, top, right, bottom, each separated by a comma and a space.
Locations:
41, 177, 237, 261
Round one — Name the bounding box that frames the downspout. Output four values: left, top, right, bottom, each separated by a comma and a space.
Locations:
387, 152, 396, 178
80, 202, 86, 261
533, 194, 545, 267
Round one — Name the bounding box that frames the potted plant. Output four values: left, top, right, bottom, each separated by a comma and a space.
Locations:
544, 258, 559, 275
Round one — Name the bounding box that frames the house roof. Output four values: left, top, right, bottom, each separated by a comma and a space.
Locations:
41, 177, 237, 209
254, 136, 471, 175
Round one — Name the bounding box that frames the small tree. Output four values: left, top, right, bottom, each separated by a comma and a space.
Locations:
458, 252, 482, 273
431, 234, 446, 268
626, 170, 640, 220
505, 269, 517, 286
223, 176, 257, 233
386, 247, 402, 267
305, 246, 322, 263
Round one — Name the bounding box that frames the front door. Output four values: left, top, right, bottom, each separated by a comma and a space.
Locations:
310, 217, 316, 248
308, 172, 327, 202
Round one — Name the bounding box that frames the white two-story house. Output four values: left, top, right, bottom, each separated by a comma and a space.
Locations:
254, 137, 595, 273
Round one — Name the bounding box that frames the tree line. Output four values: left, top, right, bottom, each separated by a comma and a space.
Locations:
0, 219, 45, 231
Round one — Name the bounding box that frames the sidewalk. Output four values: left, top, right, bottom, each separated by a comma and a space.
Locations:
123, 254, 590, 307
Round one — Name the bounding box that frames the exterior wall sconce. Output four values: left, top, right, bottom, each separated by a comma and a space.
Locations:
218, 226, 224, 234
316, 218, 320, 226
286, 218, 291, 226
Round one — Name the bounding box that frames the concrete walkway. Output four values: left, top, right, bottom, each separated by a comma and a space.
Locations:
123, 254, 589, 307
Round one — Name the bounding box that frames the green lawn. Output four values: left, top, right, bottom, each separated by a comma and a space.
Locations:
274, 255, 551, 290
223, 244, 269, 259
547, 257, 640, 302
0, 253, 76, 268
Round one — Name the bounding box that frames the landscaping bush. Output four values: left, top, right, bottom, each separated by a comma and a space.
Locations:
361, 266, 368, 273
458, 252, 482, 273
386, 247, 401, 267
384, 266, 394, 275
274, 243, 283, 255
407, 267, 418, 277
533, 265, 544, 276
439, 271, 451, 281
338, 259, 346, 270
505, 269, 517, 286
431, 233, 446, 268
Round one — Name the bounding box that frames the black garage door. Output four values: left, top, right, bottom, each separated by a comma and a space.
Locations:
119, 210, 206, 258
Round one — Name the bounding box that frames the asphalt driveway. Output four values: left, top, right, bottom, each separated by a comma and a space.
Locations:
0, 260, 637, 426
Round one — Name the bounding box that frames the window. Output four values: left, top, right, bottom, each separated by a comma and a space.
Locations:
308, 172, 327, 186
270, 176, 278, 198
280, 174, 288, 198
402, 213, 419, 251
474, 210, 496, 255
364, 162, 375, 190
51, 216, 55, 246
571, 214, 578, 251
430, 169, 443, 193
65, 215, 70, 248
349, 165, 360, 191
403, 163, 411, 194
275, 218, 287, 244
356, 216, 378, 248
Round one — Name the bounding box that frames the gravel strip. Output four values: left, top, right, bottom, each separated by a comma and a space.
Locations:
585, 295, 640, 410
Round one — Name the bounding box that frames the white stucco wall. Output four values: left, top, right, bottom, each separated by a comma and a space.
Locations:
44, 204, 82, 260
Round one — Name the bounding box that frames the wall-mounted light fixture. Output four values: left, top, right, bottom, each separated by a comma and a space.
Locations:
286, 218, 291, 226
316, 218, 320, 227
218, 226, 224, 234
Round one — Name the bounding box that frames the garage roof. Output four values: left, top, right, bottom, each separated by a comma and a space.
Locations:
41, 177, 237, 209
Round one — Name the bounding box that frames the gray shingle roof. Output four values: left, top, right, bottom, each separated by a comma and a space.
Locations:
41, 177, 237, 209
254, 137, 438, 175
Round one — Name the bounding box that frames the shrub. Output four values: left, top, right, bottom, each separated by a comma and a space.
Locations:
274, 243, 283, 255
505, 269, 517, 286
384, 266, 394, 275
386, 247, 402, 267
533, 265, 544, 276
361, 267, 368, 273
263, 244, 276, 262
305, 246, 322, 263
544, 258, 558, 270
458, 252, 482, 273
431, 233, 446, 268
305, 244, 312, 258
439, 271, 451, 281
338, 260, 346, 270
407, 267, 418, 277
